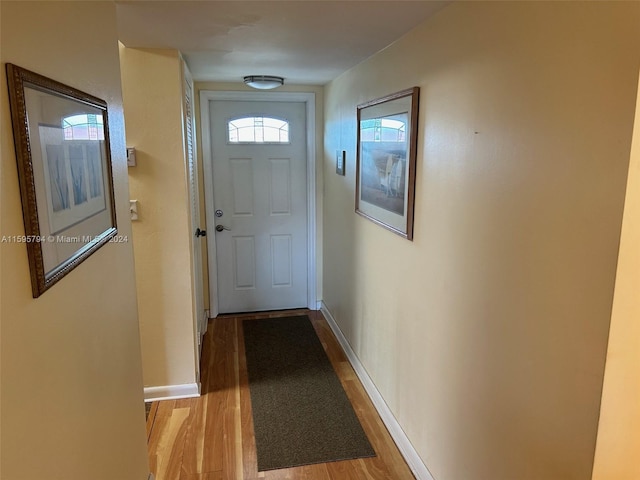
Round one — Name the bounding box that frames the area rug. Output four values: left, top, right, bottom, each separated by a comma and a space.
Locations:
242, 315, 376, 471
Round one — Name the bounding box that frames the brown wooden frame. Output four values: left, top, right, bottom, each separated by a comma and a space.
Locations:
6, 63, 117, 297
356, 87, 420, 240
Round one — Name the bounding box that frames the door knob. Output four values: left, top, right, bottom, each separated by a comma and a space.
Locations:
215, 225, 231, 232
195, 228, 207, 237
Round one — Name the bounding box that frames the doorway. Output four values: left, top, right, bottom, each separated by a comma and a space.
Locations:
200, 91, 317, 316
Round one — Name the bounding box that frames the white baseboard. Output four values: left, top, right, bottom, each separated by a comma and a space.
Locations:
143, 382, 201, 402
320, 301, 435, 480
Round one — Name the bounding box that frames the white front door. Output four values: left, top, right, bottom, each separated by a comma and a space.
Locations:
209, 100, 308, 313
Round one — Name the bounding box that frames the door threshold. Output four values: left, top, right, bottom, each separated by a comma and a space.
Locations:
217, 307, 314, 319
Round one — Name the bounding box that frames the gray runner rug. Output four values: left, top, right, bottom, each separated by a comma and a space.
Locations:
242, 315, 376, 471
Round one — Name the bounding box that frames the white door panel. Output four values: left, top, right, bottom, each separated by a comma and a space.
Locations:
182, 60, 206, 374
210, 100, 307, 313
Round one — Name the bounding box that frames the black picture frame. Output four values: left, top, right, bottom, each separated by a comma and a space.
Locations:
356, 87, 420, 240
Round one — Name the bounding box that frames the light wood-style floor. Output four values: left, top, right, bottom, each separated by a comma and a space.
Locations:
146, 309, 415, 480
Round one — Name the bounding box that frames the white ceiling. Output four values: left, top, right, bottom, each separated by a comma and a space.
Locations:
116, 1, 447, 85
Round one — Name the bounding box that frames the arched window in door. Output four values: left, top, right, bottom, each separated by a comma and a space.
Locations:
228, 116, 289, 144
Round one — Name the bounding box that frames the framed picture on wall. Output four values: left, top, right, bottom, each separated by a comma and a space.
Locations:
355, 87, 420, 240
6, 63, 118, 297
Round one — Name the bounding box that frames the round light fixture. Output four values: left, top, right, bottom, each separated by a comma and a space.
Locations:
243, 75, 284, 90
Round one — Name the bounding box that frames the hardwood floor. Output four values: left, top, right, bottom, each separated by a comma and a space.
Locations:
146, 309, 415, 480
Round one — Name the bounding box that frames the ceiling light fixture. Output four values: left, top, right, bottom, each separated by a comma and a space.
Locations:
243, 75, 284, 90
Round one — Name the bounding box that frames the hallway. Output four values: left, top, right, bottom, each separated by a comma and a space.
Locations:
146, 310, 415, 479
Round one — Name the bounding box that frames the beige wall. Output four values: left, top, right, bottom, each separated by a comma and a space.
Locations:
323, 2, 639, 480
194, 82, 324, 310
592, 69, 640, 480
0, 2, 149, 479
120, 47, 198, 389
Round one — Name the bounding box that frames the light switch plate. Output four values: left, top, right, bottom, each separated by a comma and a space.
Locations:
129, 199, 139, 221
335, 150, 345, 176
127, 147, 136, 167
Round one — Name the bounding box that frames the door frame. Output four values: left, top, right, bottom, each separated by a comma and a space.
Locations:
181, 57, 205, 387
199, 90, 317, 317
